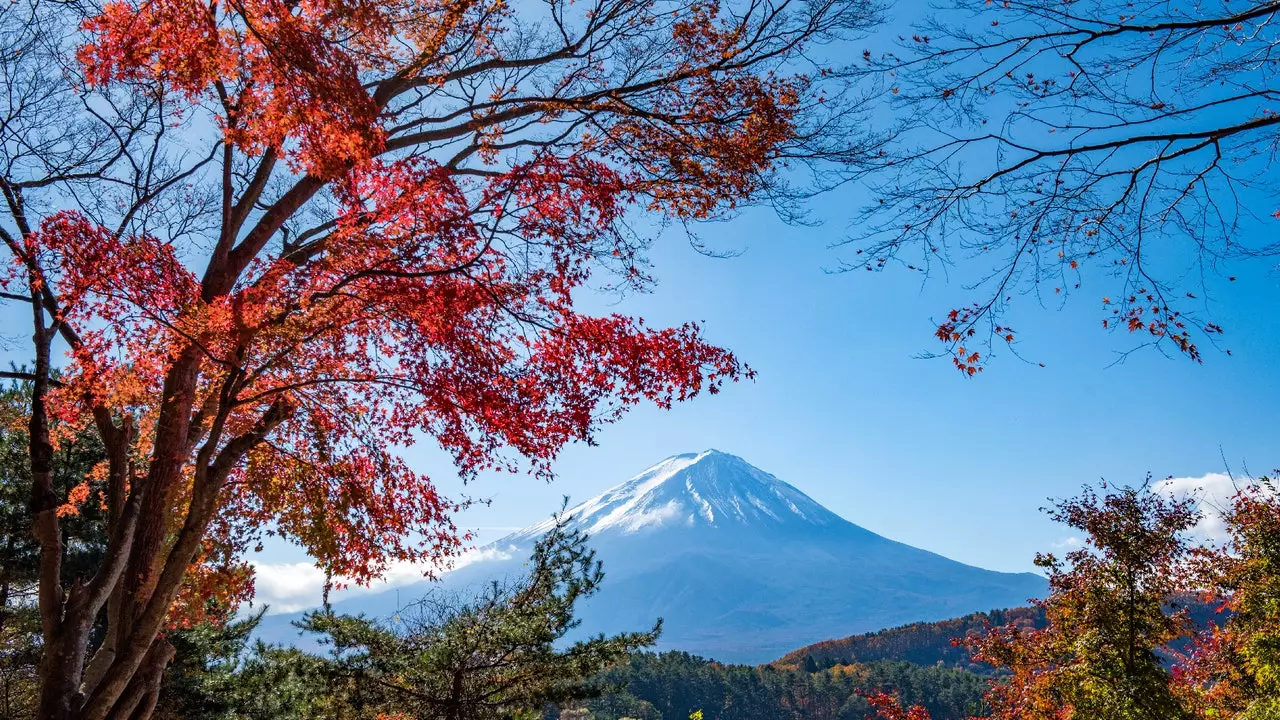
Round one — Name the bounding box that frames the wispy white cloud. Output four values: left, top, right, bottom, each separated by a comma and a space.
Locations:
1151, 472, 1251, 544
248, 545, 516, 615
1050, 536, 1083, 551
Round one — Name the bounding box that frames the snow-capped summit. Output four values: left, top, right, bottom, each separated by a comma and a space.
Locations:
508, 450, 839, 540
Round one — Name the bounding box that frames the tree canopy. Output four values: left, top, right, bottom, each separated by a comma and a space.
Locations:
859, 0, 1280, 371
867, 479, 1280, 720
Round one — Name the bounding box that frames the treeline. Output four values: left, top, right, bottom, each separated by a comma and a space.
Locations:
565, 652, 989, 720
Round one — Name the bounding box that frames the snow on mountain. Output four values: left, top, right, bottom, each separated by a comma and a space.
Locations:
508, 450, 838, 542
257, 451, 1047, 663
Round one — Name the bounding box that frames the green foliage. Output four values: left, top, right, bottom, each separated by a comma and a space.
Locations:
0, 381, 109, 720
576, 651, 988, 720
1232, 492, 1280, 720
153, 609, 325, 720
0, 380, 110, 604
1194, 480, 1280, 720
240, 509, 659, 720
0, 607, 38, 720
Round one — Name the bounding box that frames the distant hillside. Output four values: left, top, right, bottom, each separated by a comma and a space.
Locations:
774, 607, 1046, 674
775, 593, 1226, 674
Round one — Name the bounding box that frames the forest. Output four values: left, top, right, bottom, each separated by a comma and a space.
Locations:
577, 651, 990, 720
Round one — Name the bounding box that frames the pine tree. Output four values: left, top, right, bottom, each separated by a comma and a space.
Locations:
285, 508, 659, 720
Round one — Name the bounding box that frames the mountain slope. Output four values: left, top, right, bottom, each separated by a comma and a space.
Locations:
258, 451, 1046, 663
774, 592, 1227, 674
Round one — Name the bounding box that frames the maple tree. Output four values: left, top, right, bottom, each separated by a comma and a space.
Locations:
0, 0, 876, 713
1174, 481, 1280, 719
866, 480, 1280, 720
0, 381, 257, 720
967, 484, 1200, 720
855, 0, 1280, 371
1217, 484, 1280, 718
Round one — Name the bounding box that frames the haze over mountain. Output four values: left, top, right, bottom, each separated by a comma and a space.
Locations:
259, 451, 1047, 663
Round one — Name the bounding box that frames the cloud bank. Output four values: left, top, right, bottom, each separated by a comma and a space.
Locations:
248, 545, 515, 615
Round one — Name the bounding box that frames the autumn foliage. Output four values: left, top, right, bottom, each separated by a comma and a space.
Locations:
968, 485, 1200, 720
861, 691, 933, 720
1176, 484, 1280, 719
0, 0, 872, 712
866, 479, 1280, 720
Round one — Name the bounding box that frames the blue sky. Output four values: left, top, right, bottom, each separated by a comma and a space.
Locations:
254, 187, 1280, 585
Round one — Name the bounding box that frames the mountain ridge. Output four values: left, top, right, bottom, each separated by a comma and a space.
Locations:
775, 606, 1048, 672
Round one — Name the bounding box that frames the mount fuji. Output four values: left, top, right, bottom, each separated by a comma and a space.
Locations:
257, 451, 1046, 663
